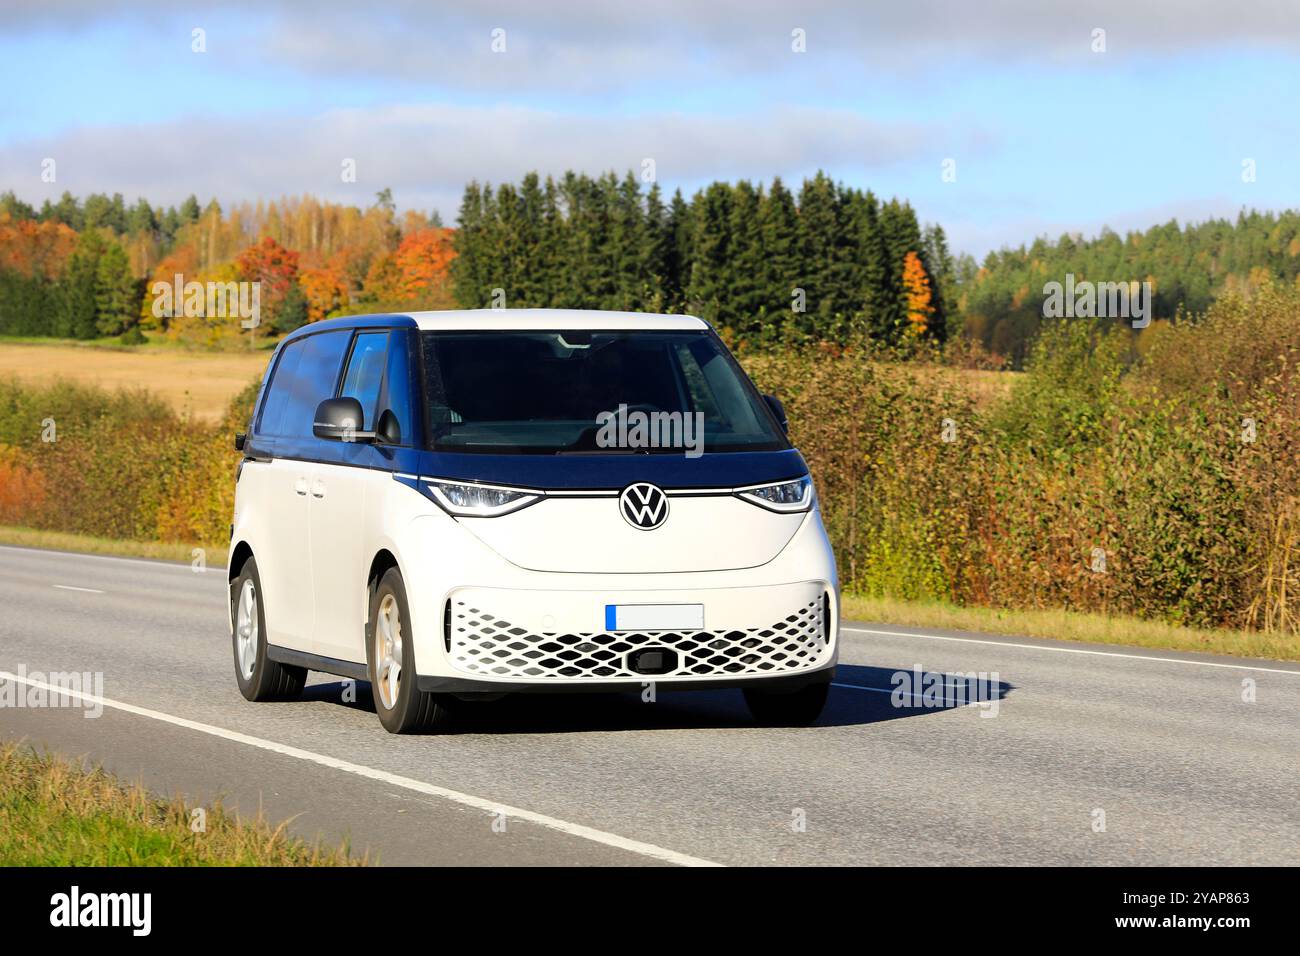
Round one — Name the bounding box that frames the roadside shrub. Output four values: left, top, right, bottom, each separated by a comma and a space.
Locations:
0, 443, 45, 524
0, 376, 248, 547
747, 283, 1300, 632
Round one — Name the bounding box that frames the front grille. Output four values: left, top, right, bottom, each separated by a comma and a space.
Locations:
448, 598, 828, 681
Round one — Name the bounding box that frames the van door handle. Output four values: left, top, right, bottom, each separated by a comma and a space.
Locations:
311, 477, 326, 499
294, 476, 309, 496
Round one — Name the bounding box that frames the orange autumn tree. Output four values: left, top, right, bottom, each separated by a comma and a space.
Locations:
902, 250, 935, 337
299, 264, 348, 323
0, 214, 77, 278
140, 245, 199, 334
235, 236, 300, 330
394, 227, 456, 303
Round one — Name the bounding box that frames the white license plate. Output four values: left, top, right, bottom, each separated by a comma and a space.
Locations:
604, 604, 704, 631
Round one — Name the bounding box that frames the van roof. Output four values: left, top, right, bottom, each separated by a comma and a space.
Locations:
406, 308, 709, 332
277, 309, 711, 345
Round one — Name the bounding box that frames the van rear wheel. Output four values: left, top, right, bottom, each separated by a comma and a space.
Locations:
231, 556, 305, 702
367, 567, 454, 734
743, 680, 829, 727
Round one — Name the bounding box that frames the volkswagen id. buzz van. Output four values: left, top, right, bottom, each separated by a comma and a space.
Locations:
229, 310, 838, 733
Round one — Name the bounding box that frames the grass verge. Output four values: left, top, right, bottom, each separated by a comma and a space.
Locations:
0, 742, 362, 865
0, 525, 225, 567
841, 593, 1300, 663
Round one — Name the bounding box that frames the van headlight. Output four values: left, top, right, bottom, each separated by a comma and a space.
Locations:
423, 479, 541, 517
735, 475, 814, 513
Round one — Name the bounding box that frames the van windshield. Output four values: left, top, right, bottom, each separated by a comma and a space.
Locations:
418, 329, 788, 455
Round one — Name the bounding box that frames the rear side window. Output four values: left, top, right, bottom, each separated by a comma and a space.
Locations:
258, 330, 351, 438
339, 331, 389, 430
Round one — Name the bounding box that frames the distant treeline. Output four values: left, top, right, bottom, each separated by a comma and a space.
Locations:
450, 171, 954, 348
960, 209, 1300, 366
6, 184, 1300, 362
0, 189, 451, 346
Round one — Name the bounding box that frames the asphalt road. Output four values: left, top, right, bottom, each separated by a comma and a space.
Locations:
2, 543, 1297, 866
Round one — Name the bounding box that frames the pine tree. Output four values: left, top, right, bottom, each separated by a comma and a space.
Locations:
643, 183, 669, 311
93, 240, 138, 336
795, 173, 841, 337
685, 183, 733, 326
664, 189, 692, 313
759, 177, 799, 336
179, 195, 202, 224
610, 171, 647, 310
58, 230, 104, 339
539, 176, 563, 306
450, 182, 487, 307
724, 180, 765, 335
850, 190, 892, 344
921, 224, 953, 342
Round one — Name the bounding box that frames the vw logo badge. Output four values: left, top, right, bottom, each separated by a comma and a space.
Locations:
619, 482, 669, 530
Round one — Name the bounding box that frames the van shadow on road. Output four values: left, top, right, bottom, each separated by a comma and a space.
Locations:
298, 664, 1014, 735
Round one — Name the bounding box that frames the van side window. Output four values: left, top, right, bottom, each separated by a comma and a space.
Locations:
255, 338, 304, 436
339, 331, 389, 429
266, 330, 351, 438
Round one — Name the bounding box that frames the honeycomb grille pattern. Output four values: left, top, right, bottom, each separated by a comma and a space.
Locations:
449, 598, 827, 680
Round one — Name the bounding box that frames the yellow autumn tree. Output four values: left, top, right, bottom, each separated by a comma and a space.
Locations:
902, 250, 935, 337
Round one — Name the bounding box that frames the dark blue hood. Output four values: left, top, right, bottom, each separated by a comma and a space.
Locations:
383, 446, 809, 490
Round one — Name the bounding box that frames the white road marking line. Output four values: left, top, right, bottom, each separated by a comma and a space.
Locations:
832, 683, 892, 694
0, 669, 721, 868
844, 626, 1300, 676
832, 682, 988, 705
51, 585, 104, 594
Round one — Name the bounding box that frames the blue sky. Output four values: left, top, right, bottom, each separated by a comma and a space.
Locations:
2, 1, 1298, 258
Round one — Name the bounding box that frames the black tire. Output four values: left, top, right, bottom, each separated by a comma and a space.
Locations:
743, 680, 829, 727
366, 567, 454, 734
231, 556, 306, 702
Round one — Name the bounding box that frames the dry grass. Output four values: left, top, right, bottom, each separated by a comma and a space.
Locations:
0, 742, 363, 865
0, 525, 225, 566
0, 340, 268, 421
872, 362, 1020, 411
842, 593, 1300, 663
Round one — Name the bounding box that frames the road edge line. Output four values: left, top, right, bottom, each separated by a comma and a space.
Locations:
0, 670, 723, 868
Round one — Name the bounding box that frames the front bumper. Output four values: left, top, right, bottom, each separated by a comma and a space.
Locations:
398, 506, 840, 693
435, 580, 834, 689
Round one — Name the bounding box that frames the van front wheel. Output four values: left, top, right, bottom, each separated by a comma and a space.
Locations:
367, 567, 453, 734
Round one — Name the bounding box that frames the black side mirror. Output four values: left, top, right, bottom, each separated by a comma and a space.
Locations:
314, 397, 375, 442
234, 432, 246, 452
763, 394, 789, 433
375, 408, 402, 445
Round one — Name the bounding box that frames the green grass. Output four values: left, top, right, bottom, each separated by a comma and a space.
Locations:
0, 742, 362, 865
842, 593, 1300, 663
0, 525, 226, 567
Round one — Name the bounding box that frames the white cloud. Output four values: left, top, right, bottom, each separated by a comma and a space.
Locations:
4, 1, 1299, 92
0, 103, 944, 220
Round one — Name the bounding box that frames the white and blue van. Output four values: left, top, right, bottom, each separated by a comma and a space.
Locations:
229, 310, 838, 732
